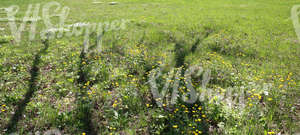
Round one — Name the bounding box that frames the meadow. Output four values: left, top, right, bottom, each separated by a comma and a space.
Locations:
0, 0, 300, 134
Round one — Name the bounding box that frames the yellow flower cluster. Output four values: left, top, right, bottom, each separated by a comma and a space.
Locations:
1, 104, 6, 112
248, 89, 262, 101
83, 81, 90, 89
87, 87, 96, 97
192, 130, 202, 135
206, 52, 232, 69
168, 103, 207, 134
146, 103, 153, 108
109, 126, 116, 130
112, 100, 118, 108
112, 82, 119, 87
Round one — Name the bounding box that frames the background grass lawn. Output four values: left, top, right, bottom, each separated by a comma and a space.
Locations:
0, 0, 300, 134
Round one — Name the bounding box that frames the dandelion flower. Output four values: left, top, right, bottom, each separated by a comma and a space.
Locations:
172, 125, 178, 128
268, 131, 275, 135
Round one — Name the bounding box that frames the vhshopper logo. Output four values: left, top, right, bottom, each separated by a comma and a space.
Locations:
148, 65, 211, 107
148, 65, 272, 109
0, 1, 129, 52
291, 5, 300, 42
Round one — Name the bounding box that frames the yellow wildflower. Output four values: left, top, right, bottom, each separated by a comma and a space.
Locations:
268, 131, 275, 135
258, 96, 262, 100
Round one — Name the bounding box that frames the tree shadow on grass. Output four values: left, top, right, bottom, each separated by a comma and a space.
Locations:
73, 49, 97, 134
5, 39, 49, 133
174, 41, 187, 68
174, 31, 211, 68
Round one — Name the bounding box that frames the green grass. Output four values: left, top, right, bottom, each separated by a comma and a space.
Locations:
0, 0, 300, 134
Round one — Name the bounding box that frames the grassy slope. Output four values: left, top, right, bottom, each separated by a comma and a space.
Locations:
0, 0, 300, 134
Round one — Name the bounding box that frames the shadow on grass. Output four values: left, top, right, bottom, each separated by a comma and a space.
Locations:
174, 31, 211, 68
73, 49, 97, 134
5, 39, 49, 133
174, 41, 187, 68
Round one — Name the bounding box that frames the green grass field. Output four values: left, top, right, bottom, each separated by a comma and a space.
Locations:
0, 0, 300, 134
